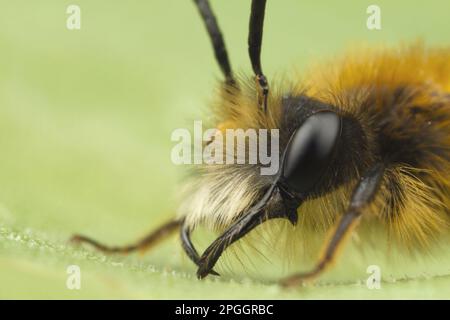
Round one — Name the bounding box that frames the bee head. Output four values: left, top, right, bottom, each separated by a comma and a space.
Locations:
272, 96, 369, 214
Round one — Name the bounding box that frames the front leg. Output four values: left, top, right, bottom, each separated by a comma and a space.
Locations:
197, 184, 296, 279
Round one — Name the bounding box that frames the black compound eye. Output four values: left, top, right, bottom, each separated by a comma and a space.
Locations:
282, 111, 341, 194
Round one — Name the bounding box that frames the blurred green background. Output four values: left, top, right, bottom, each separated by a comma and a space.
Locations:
0, 0, 449, 299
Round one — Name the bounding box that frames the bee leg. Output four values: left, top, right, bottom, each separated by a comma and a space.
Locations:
248, 0, 269, 111
279, 163, 385, 287
280, 209, 362, 287
196, 184, 286, 279
70, 219, 181, 254
180, 222, 220, 276
193, 0, 235, 87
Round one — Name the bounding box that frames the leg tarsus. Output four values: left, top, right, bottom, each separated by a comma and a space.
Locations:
279, 210, 360, 288
279, 164, 385, 288
70, 219, 181, 255
180, 222, 220, 276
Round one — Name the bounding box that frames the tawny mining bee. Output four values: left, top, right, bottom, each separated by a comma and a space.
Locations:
71, 0, 450, 287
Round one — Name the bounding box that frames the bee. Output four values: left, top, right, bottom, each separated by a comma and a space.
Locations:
71, 0, 450, 287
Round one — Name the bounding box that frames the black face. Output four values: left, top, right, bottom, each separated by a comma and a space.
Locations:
281, 111, 342, 197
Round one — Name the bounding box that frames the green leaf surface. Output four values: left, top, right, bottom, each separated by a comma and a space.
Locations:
0, 0, 449, 299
